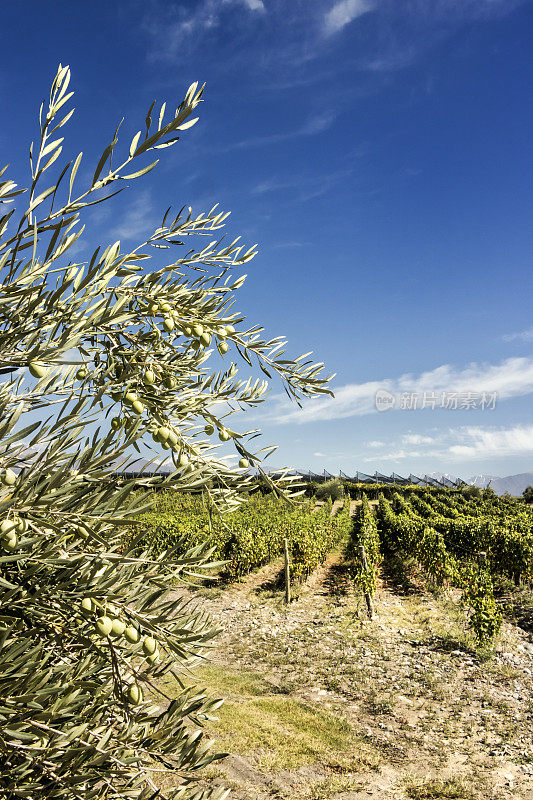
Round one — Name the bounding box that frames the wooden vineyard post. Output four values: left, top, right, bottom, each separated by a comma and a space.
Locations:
358, 545, 374, 620
283, 537, 291, 604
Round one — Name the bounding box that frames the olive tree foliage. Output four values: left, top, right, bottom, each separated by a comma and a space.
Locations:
0, 66, 332, 799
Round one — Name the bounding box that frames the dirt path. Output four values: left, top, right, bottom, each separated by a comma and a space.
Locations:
170, 558, 533, 800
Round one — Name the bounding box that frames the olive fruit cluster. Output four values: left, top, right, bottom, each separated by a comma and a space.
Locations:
121, 390, 145, 416
144, 298, 235, 349
203, 423, 232, 442
202, 425, 250, 469
0, 517, 26, 552
152, 425, 179, 450
83, 598, 161, 670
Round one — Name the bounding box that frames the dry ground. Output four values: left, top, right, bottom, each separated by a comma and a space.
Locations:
160, 553, 533, 800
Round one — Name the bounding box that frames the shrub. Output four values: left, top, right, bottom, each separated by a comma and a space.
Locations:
315, 478, 344, 501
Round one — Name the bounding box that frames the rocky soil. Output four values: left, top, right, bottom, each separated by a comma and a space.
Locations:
175, 554, 533, 800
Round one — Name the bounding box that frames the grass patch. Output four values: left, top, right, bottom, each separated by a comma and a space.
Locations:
405, 777, 477, 799
162, 663, 379, 774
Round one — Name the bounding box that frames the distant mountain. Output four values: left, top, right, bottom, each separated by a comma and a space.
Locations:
466, 473, 533, 496
468, 475, 500, 489
487, 473, 533, 497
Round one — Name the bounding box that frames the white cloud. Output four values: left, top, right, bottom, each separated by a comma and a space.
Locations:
363, 449, 421, 462
241, 0, 265, 9
366, 440, 385, 448
503, 326, 533, 342
402, 433, 434, 445
324, 0, 374, 36
363, 423, 533, 464
448, 424, 533, 461
268, 356, 533, 424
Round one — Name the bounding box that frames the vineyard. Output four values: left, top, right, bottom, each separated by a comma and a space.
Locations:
132, 483, 533, 647
142, 483, 533, 800
129, 491, 352, 583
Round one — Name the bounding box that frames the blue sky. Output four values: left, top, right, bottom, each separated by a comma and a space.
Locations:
2, 0, 533, 479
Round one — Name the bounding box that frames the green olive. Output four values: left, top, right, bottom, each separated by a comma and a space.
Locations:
157, 426, 171, 443
200, 332, 211, 347
149, 304, 159, 315
184, 326, 192, 336
168, 431, 179, 448
95, 616, 113, 637
110, 619, 126, 639
0, 519, 16, 536
160, 302, 172, 313
127, 684, 143, 705
218, 341, 229, 355
204, 424, 215, 436
2, 534, 17, 552
76, 367, 88, 380
218, 429, 231, 442
142, 636, 157, 655
225, 325, 235, 335
163, 317, 175, 333
1, 469, 17, 487
74, 524, 89, 539
131, 400, 144, 415
81, 597, 94, 615
143, 370, 156, 385
192, 324, 204, 337
238, 458, 250, 469
28, 362, 48, 379
15, 518, 28, 535
123, 391, 138, 406
124, 625, 140, 643
111, 417, 123, 431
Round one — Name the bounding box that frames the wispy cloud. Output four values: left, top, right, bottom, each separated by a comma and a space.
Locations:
111, 190, 157, 241
251, 164, 353, 201
503, 326, 533, 342
271, 240, 308, 249
143, 0, 266, 63
140, 0, 526, 94
231, 110, 337, 151
366, 440, 385, 448
267, 356, 533, 424
324, 0, 374, 36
